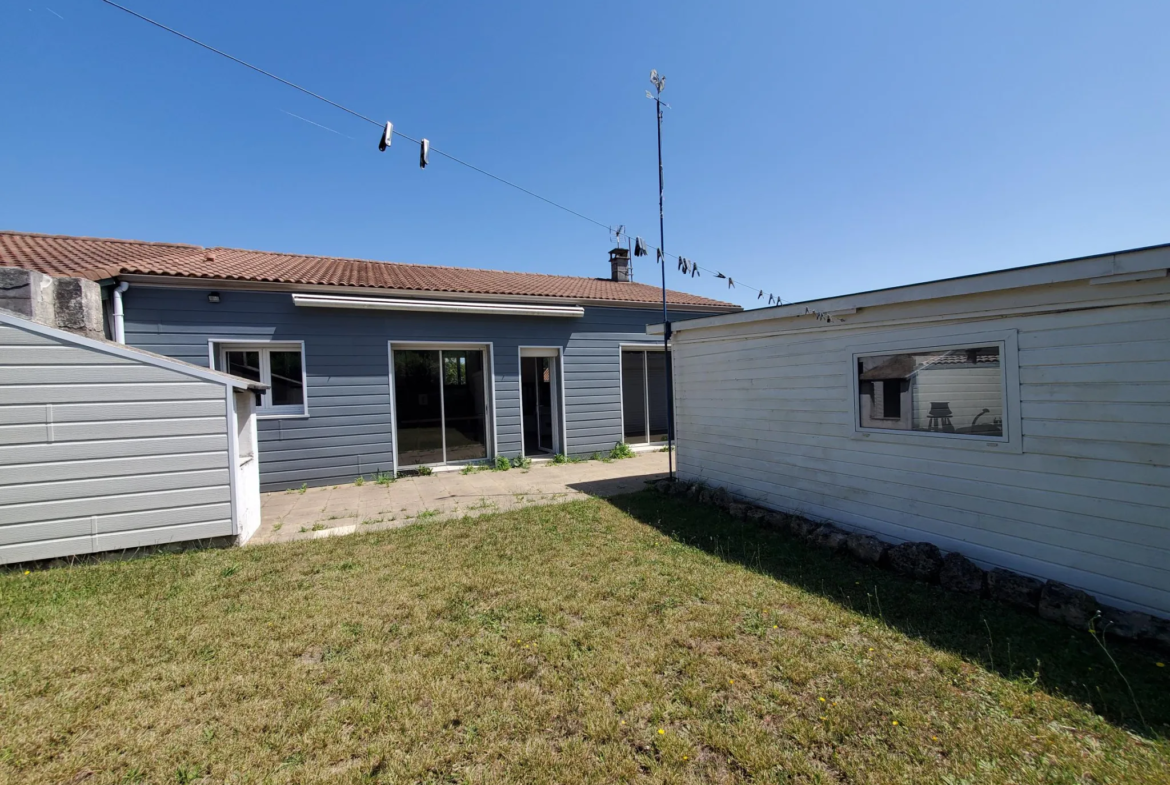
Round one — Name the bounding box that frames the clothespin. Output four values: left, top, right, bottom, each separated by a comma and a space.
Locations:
768, 294, 775, 305
728, 278, 735, 288
378, 122, 393, 151
715, 272, 726, 279
656, 248, 664, 264
420, 139, 430, 168
758, 290, 764, 300
634, 237, 648, 257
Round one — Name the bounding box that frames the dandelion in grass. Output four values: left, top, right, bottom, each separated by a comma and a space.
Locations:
892, 721, 899, 726
23, 570, 30, 575
658, 728, 665, 735
1158, 662, 1165, 668
818, 697, 825, 703
728, 679, 734, 685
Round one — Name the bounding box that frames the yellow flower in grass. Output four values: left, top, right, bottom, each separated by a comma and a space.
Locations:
818, 697, 825, 703
23, 570, 30, 575
658, 728, 665, 735
1157, 662, 1165, 668
728, 679, 734, 685
891, 721, 899, 726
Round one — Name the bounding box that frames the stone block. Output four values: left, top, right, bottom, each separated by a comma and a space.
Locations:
1038, 581, 1099, 631
809, 524, 848, 552
987, 569, 1043, 611
939, 552, 985, 595
887, 542, 944, 583
844, 532, 888, 565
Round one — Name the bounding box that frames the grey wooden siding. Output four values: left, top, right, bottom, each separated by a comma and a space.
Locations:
122, 287, 707, 491
0, 322, 233, 564
670, 293, 1170, 615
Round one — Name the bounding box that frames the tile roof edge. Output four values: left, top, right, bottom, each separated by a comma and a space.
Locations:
0, 230, 204, 250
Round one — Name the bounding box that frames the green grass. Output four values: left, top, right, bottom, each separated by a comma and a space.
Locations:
1, 493, 1166, 784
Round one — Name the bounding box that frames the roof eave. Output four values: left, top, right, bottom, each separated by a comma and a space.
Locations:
117, 273, 741, 313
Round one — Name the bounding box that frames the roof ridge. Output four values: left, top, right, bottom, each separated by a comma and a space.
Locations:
0, 230, 204, 250
207, 245, 656, 286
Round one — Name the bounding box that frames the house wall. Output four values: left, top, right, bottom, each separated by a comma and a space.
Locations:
121, 287, 705, 491
0, 320, 236, 564
669, 278, 1170, 615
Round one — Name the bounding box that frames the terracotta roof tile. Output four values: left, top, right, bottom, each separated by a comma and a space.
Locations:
0, 231, 739, 310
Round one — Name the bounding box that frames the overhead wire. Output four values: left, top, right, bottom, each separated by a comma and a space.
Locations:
96, 0, 784, 305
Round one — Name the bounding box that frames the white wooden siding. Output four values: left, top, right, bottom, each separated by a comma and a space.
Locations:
671, 293, 1170, 615
0, 322, 234, 563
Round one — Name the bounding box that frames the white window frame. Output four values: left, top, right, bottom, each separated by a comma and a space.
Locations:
518, 346, 567, 457
619, 343, 669, 446
387, 340, 496, 471
847, 328, 1021, 454
209, 339, 309, 419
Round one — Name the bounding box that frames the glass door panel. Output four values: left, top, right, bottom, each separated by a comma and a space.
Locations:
442, 350, 488, 462
394, 350, 444, 465
646, 351, 670, 442
621, 350, 647, 441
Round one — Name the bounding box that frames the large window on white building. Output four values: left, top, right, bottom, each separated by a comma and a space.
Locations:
856, 344, 1005, 438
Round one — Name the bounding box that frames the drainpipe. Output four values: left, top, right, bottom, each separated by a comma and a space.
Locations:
112, 281, 130, 343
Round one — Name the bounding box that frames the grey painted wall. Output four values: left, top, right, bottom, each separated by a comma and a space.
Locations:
122, 287, 710, 491
0, 320, 235, 564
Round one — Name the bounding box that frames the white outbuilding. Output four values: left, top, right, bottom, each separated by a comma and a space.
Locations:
1, 275, 265, 564
656, 244, 1170, 616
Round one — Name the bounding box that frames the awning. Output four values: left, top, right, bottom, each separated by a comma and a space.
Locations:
291, 293, 584, 318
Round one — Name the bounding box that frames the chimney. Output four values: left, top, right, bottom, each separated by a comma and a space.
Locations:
0, 268, 104, 340
608, 247, 631, 282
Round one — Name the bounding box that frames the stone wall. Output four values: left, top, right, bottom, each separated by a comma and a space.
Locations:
653, 478, 1170, 652
0, 268, 104, 339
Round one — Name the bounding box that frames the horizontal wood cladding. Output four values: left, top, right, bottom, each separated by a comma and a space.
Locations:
122, 287, 705, 488
671, 297, 1170, 615
0, 322, 234, 562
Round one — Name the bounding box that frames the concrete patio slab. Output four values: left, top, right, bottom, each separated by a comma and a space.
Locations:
252, 451, 671, 545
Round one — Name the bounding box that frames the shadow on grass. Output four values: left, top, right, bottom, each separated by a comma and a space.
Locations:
605, 489, 1170, 739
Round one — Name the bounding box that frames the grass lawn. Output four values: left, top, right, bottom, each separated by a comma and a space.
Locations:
2, 492, 1167, 784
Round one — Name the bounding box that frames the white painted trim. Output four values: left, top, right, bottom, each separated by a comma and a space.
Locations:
619, 346, 670, 446
207, 339, 309, 419
0, 310, 258, 390
846, 329, 1022, 454
293, 293, 585, 318
517, 345, 565, 457
1089, 269, 1167, 285
658, 243, 1170, 334
656, 291, 1170, 345
387, 340, 496, 469
224, 386, 241, 537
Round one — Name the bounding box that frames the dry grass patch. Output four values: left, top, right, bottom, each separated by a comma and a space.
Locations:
1, 493, 1167, 784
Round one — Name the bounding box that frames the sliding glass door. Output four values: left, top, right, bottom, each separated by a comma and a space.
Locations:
393, 348, 488, 467
621, 348, 670, 444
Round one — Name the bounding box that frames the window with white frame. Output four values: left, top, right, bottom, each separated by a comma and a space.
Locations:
856, 344, 1005, 439
215, 343, 306, 417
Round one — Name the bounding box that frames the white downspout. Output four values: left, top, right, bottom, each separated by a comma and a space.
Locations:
112, 281, 129, 343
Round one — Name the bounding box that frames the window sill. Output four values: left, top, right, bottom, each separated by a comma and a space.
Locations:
851, 427, 1019, 454
257, 413, 310, 420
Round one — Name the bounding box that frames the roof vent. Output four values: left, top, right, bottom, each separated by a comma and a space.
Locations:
204, 252, 216, 262
608, 247, 630, 282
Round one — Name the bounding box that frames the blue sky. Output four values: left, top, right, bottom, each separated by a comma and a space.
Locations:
3, 1, 1169, 308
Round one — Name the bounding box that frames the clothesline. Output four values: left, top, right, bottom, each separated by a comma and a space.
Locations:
97, 0, 789, 308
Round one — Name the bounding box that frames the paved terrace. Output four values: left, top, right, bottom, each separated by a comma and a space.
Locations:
254, 451, 670, 544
